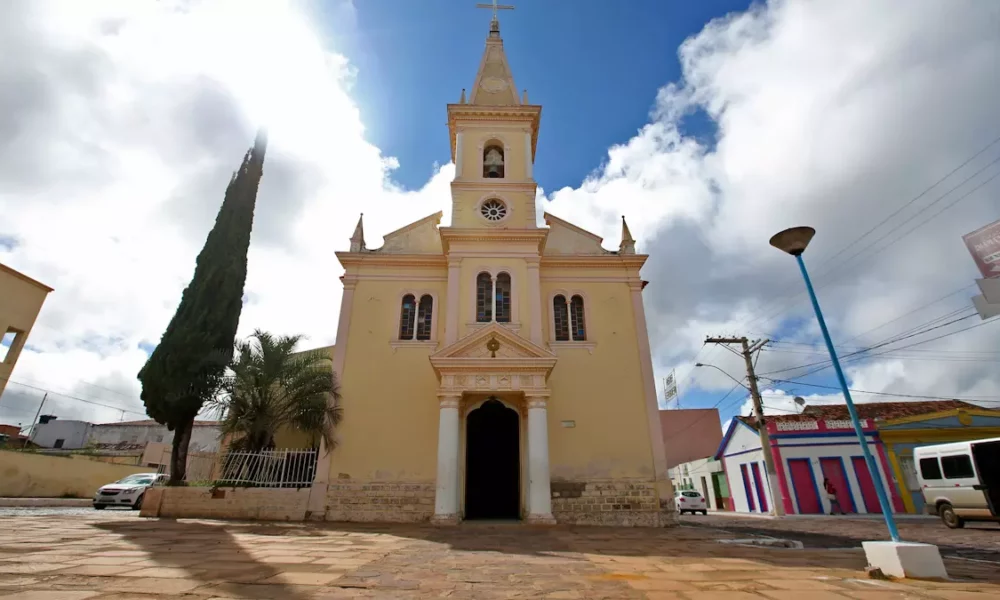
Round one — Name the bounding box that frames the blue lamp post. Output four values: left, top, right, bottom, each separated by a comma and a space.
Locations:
769, 226, 901, 543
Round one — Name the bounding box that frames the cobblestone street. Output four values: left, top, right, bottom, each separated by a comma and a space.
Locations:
0, 512, 998, 599
681, 514, 1000, 563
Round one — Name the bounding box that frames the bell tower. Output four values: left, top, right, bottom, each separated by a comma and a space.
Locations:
447, 6, 541, 229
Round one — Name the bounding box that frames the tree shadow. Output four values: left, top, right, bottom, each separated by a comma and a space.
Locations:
94, 519, 317, 599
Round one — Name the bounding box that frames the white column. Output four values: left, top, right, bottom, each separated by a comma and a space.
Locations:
524, 130, 533, 180
456, 132, 465, 177
432, 395, 461, 525
526, 394, 555, 523
526, 259, 542, 345
445, 259, 461, 344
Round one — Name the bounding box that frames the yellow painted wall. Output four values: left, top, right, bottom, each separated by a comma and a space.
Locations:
452, 125, 536, 229
456, 127, 529, 182
330, 277, 447, 481
0, 264, 52, 399
0, 451, 149, 497
541, 277, 655, 479
458, 257, 529, 337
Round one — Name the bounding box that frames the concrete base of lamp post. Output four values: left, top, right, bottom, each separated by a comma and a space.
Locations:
862, 541, 948, 580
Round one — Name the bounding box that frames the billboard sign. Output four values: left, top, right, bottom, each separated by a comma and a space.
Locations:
963, 219, 1000, 279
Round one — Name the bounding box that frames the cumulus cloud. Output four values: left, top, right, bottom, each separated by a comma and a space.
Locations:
0, 0, 451, 425
2, 0, 999, 432
542, 0, 1000, 413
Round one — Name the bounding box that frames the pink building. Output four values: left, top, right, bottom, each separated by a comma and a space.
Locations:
715, 404, 915, 515
660, 408, 723, 469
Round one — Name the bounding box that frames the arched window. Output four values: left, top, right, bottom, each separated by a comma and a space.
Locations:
476, 273, 493, 322
416, 295, 433, 341
570, 295, 586, 341
553, 295, 569, 341
495, 273, 511, 322
483, 144, 505, 178
399, 294, 416, 340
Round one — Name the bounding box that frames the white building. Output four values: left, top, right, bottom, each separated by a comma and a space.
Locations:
668, 457, 727, 510
716, 414, 904, 515
30, 418, 92, 449
88, 419, 222, 453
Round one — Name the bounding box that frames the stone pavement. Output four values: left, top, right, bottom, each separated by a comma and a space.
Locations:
682, 513, 1000, 563
0, 513, 998, 599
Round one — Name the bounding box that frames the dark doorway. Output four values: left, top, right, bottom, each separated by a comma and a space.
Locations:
465, 398, 520, 520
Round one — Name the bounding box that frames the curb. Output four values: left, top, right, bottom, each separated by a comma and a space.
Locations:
0, 498, 92, 508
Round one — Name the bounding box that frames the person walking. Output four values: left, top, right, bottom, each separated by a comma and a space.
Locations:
824, 477, 846, 515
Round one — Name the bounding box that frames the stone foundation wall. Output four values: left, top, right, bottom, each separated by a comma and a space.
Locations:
323, 480, 435, 523
551, 479, 677, 527
140, 486, 309, 521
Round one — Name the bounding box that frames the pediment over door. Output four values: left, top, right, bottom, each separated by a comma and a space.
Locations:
429, 323, 557, 395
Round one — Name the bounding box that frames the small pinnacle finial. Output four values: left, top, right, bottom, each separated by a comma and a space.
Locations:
350, 213, 366, 252
460, 88, 466, 104
522, 89, 528, 103
620, 216, 636, 255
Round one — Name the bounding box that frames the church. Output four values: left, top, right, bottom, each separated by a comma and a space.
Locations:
305, 12, 676, 527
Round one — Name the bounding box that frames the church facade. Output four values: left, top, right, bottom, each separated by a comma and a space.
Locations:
306, 16, 676, 527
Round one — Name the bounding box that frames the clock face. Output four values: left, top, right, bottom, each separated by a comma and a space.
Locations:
480, 77, 509, 93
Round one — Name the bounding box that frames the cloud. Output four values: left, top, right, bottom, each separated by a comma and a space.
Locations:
2, 0, 999, 433
0, 0, 450, 425
541, 0, 1000, 411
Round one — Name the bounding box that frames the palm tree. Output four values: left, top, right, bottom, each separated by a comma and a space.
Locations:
216, 330, 342, 453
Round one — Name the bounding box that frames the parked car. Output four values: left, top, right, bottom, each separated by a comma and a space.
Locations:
93, 473, 167, 510
916, 436, 1000, 528
676, 489, 708, 515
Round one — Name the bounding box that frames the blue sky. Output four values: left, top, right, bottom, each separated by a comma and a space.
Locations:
316, 0, 747, 191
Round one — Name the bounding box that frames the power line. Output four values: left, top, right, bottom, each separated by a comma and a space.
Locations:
760, 311, 978, 377
0, 376, 147, 416
762, 377, 1000, 404
742, 142, 1000, 333
751, 166, 1000, 332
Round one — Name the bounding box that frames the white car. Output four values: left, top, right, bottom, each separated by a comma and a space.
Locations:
93, 473, 167, 510
676, 490, 708, 515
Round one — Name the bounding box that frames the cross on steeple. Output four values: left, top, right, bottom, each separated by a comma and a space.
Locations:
476, 0, 514, 32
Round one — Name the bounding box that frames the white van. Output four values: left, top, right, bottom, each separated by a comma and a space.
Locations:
915, 437, 1000, 528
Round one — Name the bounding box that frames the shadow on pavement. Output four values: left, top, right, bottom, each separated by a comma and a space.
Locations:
95, 519, 314, 600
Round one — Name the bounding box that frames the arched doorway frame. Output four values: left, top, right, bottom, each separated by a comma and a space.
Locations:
459, 393, 527, 519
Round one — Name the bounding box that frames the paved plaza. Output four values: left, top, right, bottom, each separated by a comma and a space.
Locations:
0, 511, 997, 599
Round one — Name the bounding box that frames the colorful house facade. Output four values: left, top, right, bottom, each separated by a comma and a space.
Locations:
878, 401, 1000, 514
716, 407, 907, 515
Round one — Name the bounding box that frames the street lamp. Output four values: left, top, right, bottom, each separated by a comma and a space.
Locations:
769, 226, 899, 540
694, 363, 749, 390
770, 226, 947, 578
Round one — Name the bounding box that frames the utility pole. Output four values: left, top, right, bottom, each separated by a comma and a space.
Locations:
24, 392, 47, 450
704, 336, 785, 516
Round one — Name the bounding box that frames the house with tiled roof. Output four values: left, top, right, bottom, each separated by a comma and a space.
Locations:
713, 401, 990, 516
872, 402, 1000, 514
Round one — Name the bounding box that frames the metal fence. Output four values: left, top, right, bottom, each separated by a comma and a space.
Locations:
214, 449, 318, 488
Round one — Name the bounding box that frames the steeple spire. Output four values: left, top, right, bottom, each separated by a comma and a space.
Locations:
619, 216, 636, 255
350, 213, 366, 252
470, 2, 519, 106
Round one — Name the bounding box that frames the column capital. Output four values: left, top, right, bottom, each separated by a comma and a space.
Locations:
340, 274, 360, 290
447, 257, 462, 268
437, 394, 461, 409
525, 257, 541, 268
524, 394, 549, 409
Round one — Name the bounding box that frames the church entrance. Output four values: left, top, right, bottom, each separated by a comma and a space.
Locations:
464, 398, 520, 520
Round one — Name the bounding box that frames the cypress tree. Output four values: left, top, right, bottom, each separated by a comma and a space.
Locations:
138, 131, 267, 484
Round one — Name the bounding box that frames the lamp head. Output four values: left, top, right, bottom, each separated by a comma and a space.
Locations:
695, 363, 705, 367
769, 226, 816, 256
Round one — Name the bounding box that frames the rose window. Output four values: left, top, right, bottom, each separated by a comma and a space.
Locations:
481, 199, 507, 222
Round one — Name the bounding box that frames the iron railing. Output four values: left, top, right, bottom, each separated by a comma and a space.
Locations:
215, 448, 317, 488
